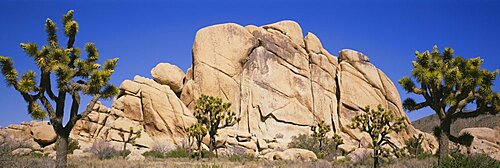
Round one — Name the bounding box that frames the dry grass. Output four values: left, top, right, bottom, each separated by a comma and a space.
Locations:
0, 155, 439, 168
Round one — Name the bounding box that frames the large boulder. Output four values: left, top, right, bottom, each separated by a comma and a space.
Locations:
151, 63, 185, 93
29, 121, 57, 146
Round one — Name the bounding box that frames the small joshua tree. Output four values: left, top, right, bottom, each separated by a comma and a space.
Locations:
349, 105, 408, 168
118, 127, 141, 151
405, 134, 425, 158
0, 10, 118, 168
187, 123, 207, 159
194, 94, 240, 156
311, 120, 330, 153
331, 133, 344, 160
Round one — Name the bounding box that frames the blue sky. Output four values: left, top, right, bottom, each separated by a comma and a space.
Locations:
0, 0, 499, 126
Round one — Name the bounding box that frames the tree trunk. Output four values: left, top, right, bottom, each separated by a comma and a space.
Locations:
373, 149, 379, 168
438, 118, 451, 165
56, 134, 69, 168
209, 134, 216, 154
197, 138, 202, 160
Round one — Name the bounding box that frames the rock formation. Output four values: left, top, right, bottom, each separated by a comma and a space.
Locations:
0, 20, 440, 159
181, 20, 437, 153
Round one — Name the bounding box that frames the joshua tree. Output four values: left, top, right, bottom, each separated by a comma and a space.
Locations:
0, 10, 118, 167
311, 120, 330, 152
404, 134, 425, 157
349, 105, 408, 168
311, 120, 343, 159
118, 127, 141, 151
398, 46, 499, 164
331, 133, 344, 160
193, 94, 240, 156
187, 122, 207, 159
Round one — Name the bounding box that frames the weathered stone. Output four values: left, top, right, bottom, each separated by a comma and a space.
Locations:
126, 150, 146, 161
347, 148, 372, 164
304, 32, 322, 54
11, 148, 32, 156
151, 63, 185, 93
30, 121, 57, 146
262, 148, 317, 161
339, 49, 370, 62
263, 20, 305, 48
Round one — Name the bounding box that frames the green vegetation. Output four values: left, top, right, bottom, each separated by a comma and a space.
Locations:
399, 46, 499, 165
193, 94, 240, 156
348, 105, 408, 168
227, 153, 256, 163
117, 127, 141, 151
404, 134, 432, 160
0, 10, 119, 168
433, 153, 500, 168
288, 121, 343, 160
187, 122, 207, 159
165, 148, 191, 158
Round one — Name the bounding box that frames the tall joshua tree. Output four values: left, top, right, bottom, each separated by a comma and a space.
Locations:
194, 94, 240, 156
398, 46, 499, 164
0, 10, 118, 167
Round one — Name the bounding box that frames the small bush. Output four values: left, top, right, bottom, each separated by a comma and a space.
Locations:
228, 153, 255, 162
87, 139, 119, 160
288, 134, 342, 159
165, 147, 191, 158
434, 153, 500, 168
53, 138, 80, 154
191, 150, 215, 159
142, 150, 165, 158
28, 151, 46, 158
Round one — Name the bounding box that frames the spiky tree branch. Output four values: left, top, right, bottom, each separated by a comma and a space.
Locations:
0, 10, 119, 168
398, 45, 499, 164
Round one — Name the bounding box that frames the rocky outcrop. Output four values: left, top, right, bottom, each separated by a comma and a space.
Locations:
71, 75, 196, 150
181, 20, 437, 153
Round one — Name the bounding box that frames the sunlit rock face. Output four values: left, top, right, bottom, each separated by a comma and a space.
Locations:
180, 20, 437, 153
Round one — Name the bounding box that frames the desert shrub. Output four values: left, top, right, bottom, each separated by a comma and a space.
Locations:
403, 133, 433, 160
87, 139, 119, 160
53, 137, 80, 154
28, 151, 47, 158
288, 133, 342, 159
433, 153, 500, 168
200, 164, 223, 168
164, 147, 191, 158
191, 150, 215, 159
142, 150, 165, 158
228, 153, 255, 163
